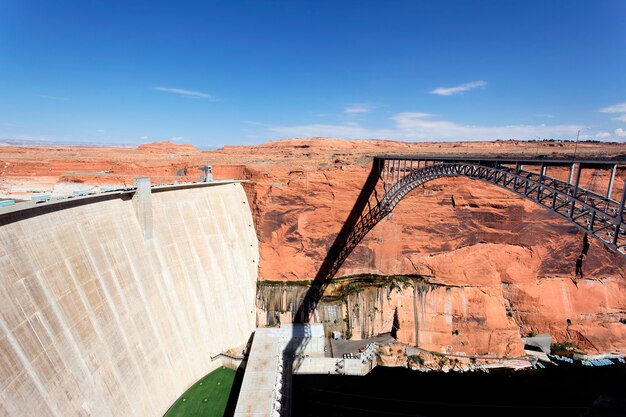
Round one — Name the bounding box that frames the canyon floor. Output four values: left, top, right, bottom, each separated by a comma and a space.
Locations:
2, 138, 626, 358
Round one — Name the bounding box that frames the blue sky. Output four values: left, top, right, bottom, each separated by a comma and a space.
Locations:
1, 0, 625, 147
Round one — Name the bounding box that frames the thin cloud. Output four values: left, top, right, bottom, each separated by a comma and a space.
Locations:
266, 111, 587, 141
153, 86, 217, 100
430, 80, 487, 96
391, 112, 582, 140
598, 102, 626, 122
269, 123, 395, 139
345, 104, 372, 114
39, 95, 69, 101
598, 102, 626, 113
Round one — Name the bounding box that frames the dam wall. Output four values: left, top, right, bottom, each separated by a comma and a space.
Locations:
0, 181, 259, 417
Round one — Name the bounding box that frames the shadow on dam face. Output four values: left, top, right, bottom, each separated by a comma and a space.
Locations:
223, 365, 246, 417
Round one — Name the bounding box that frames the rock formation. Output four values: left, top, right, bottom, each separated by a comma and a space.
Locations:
2, 137, 626, 357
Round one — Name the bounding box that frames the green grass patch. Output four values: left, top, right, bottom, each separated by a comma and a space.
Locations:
164, 367, 236, 417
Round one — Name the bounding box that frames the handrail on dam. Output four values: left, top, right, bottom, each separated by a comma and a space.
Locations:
0, 178, 248, 226
295, 155, 626, 322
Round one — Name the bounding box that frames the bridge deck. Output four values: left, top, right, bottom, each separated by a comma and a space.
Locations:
375, 155, 625, 166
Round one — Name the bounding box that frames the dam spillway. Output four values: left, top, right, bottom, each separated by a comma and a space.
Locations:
0, 180, 259, 417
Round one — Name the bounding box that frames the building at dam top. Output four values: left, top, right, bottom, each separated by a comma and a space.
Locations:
0, 177, 258, 417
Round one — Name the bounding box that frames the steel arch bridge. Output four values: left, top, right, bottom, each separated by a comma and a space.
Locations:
295, 155, 626, 322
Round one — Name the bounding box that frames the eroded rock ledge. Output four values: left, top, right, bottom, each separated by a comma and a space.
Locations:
257, 273, 626, 357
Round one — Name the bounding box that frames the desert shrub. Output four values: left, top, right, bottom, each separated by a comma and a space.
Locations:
551, 341, 578, 357
407, 354, 424, 366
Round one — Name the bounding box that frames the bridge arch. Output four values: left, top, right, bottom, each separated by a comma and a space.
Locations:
380, 157, 625, 255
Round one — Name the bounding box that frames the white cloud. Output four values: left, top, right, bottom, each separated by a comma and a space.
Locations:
536, 114, 555, 118
615, 128, 626, 137
598, 102, 626, 123
345, 104, 371, 114
390, 112, 583, 140
269, 123, 395, 139
140, 136, 149, 140
170, 136, 184, 141
266, 111, 586, 141
598, 102, 626, 113
39, 95, 69, 101
153, 87, 217, 100
595, 132, 611, 138
430, 80, 487, 96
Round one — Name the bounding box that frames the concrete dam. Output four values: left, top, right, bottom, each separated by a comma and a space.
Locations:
0, 181, 259, 417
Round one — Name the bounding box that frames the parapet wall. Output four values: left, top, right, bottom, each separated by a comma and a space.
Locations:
0, 181, 259, 417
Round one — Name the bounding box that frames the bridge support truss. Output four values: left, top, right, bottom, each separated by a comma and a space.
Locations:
378, 156, 625, 255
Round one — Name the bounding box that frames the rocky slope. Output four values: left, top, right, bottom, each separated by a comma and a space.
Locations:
2, 138, 626, 357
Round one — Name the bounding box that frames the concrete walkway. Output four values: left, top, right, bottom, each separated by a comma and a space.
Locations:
234, 324, 325, 417
234, 326, 392, 417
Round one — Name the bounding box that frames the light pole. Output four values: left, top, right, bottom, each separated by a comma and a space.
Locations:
574, 128, 589, 159
535, 136, 540, 156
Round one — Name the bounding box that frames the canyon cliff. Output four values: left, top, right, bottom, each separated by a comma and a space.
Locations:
2, 138, 625, 357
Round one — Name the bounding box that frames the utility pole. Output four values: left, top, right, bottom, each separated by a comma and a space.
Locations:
535, 136, 540, 156
574, 128, 589, 159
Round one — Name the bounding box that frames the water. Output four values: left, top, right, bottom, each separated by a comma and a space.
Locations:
292, 363, 626, 417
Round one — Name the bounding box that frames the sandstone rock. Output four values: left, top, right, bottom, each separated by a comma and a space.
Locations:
2, 138, 625, 356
